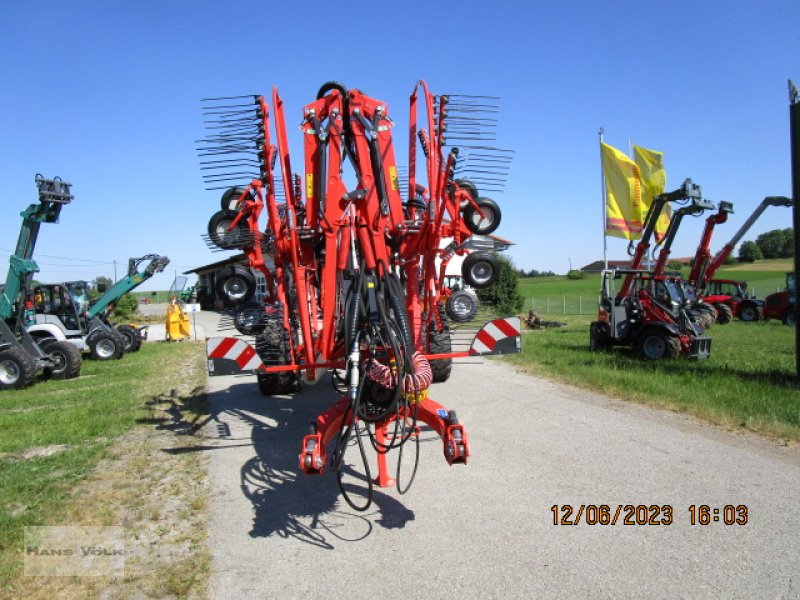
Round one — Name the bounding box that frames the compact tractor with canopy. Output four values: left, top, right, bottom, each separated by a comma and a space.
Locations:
589, 179, 714, 360
200, 81, 520, 509
31, 254, 170, 357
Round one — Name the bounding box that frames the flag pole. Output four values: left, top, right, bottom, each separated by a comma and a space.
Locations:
599, 128, 608, 269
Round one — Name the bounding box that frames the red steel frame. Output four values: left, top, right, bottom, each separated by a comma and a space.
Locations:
216, 81, 508, 486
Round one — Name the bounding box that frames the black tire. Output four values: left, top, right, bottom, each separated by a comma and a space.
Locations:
589, 321, 611, 352
635, 330, 681, 360
463, 197, 501, 235
738, 302, 760, 322
116, 324, 142, 353
783, 309, 796, 326
220, 187, 247, 211
714, 303, 733, 325
40, 339, 82, 379
234, 304, 267, 336
462, 252, 500, 289
254, 304, 296, 395
89, 331, 124, 361
207, 210, 249, 250
216, 265, 256, 307
0, 346, 36, 390
429, 328, 453, 383
445, 290, 478, 323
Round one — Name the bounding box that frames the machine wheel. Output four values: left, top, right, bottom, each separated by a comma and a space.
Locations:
254, 304, 296, 395
635, 330, 680, 360
0, 346, 36, 390
783, 310, 796, 326
714, 303, 733, 325
216, 265, 256, 307
445, 290, 479, 323
220, 186, 246, 211
738, 302, 760, 322
89, 331, 124, 361
429, 328, 453, 383
41, 339, 82, 379
462, 252, 500, 289
589, 321, 611, 351
207, 210, 248, 249
116, 324, 142, 353
234, 304, 267, 336
463, 197, 501, 235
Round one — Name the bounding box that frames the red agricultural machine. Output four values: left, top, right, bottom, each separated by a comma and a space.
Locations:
200, 81, 520, 509
590, 179, 714, 359
688, 196, 793, 322
763, 272, 796, 324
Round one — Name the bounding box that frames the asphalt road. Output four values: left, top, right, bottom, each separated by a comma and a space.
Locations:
199, 348, 800, 600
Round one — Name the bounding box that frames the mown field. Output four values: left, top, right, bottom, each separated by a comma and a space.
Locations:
518, 258, 791, 315
0, 342, 207, 594
507, 258, 800, 440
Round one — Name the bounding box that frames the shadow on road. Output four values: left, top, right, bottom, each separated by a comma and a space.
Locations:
157, 375, 418, 548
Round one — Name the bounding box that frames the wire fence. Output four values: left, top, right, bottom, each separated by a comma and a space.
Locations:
528, 285, 785, 316
529, 296, 596, 315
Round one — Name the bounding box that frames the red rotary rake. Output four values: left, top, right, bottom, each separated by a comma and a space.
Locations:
200, 81, 520, 509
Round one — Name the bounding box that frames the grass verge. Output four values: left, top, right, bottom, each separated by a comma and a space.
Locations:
504, 316, 800, 441
0, 341, 210, 598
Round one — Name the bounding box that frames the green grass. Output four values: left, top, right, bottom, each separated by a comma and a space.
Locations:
0, 342, 206, 590
519, 258, 792, 315
505, 316, 800, 439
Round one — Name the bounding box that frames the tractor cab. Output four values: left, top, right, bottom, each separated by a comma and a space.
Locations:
33, 284, 85, 334
764, 272, 796, 324
64, 281, 92, 315
709, 279, 748, 299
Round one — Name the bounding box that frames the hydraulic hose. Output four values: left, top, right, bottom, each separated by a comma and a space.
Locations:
383, 272, 414, 351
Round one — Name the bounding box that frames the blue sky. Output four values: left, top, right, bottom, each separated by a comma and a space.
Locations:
1, 1, 798, 290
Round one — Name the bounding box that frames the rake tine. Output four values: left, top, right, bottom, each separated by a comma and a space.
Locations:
201, 94, 259, 102
441, 93, 501, 100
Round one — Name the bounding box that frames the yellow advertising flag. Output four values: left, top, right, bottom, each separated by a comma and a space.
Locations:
633, 145, 669, 242
601, 142, 642, 240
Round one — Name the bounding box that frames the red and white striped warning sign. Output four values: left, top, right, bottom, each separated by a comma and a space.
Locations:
207, 337, 264, 372
469, 317, 522, 356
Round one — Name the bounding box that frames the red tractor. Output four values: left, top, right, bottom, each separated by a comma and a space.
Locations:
703, 278, 763, 323
763, 272, 796, 325
199, 81, 521, 509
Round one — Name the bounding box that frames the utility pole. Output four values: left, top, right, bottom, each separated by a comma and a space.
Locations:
789, 81, 800, 381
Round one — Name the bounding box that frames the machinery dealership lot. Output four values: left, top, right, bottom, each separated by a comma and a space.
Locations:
203, 357, 800, 599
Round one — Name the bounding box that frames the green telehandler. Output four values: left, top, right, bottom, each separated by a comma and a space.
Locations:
0, 175, 82, 390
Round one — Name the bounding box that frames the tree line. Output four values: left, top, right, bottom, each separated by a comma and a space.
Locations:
738, 228, 794, 263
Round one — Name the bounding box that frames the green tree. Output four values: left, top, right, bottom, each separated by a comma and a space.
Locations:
738, 240, 763, 263
110, 293, 139, 322
476, 254, 524, 314
666, 260, 685, 273
755, 228, 793, 259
